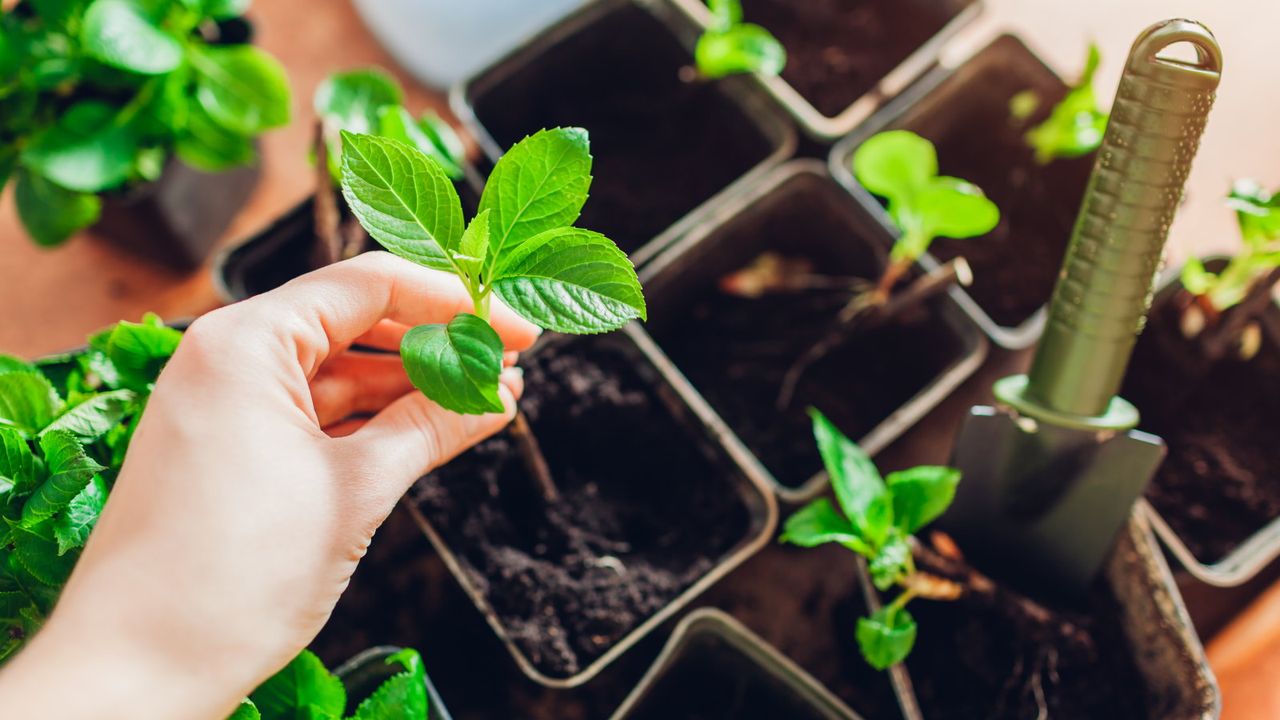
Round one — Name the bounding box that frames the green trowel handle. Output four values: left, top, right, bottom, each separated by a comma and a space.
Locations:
1023, 20, 1222, 424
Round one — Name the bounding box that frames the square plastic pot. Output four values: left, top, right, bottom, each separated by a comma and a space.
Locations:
333, 646, 452, 720
641, 160, 987, 503
451, 0, 796, 268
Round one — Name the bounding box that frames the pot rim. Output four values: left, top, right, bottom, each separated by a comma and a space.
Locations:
407, 323, 779, 688
640, 159, 988, 504
448, 0, 797, 270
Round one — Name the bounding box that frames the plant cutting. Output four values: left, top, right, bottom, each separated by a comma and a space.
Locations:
692, 0, 785, 80
1011, 44, 1108, 165
1, 0, 290, 252
234, 648, 430, 720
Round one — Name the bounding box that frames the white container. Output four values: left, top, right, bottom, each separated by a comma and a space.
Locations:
352, 0, 586, 89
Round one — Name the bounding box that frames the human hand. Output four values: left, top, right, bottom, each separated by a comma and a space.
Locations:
0, 252, 539, 720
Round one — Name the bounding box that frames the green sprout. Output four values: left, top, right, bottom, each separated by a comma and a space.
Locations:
1012, 43, 1108, 165
853, 130, 1000, 301
694, 0, 786, 79
781, 410, 963, 670
236, 649, 430, 720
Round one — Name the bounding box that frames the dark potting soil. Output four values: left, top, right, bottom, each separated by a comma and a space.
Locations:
743, 0, 964, 118
470, 3, 775, 256
894, 48, 1094, 329
650, 185, 968, 490
410, 337, 754, 680
906, 584, 1151, 720
1122, 292, 1280, 564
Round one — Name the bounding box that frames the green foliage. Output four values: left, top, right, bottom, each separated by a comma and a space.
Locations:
2, 0, 291, 246
315, 67, 464, 182
1183, 179, 1280, 312
240, 648, 430, 720
853, 130, 1000, 264
695, 0, 785, 79
1016, 43, 1107, 165
781, 409, 962, 670
339, 128, 646, 415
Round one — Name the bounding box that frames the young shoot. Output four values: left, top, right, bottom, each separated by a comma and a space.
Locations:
1180, 179, 1280, 358
1011, 44, 1108, 165
338, 127, 647, 417
235, 648, 430, 720
693, 0, 786, 80
853, 130, 999, 302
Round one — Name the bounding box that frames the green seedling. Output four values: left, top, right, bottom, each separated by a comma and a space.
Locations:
1012, 44, 1108, 165
853, 130, 999, 302
235, 648, 430, 720
1180, 179, 1280, 359
2, 0, 291, 246
338, 127, 646, 417
693, 0, 785, 79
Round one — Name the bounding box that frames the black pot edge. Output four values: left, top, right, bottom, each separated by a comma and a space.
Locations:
332, 645, 453, 720
829, 33, 1075, 351
639, 159, 989, 505
405, 324, 780, 689
606, 607, 867, 720
448, 0, 798, 271
666, 0, 986, 142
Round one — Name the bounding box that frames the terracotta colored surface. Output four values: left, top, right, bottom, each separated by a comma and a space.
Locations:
3, 0, 1280, 716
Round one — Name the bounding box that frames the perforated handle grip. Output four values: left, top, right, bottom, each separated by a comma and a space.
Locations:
1024, 19, 1221, 422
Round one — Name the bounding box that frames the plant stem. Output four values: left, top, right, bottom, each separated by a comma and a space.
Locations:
311, 122, 343, 268
1200, 265, 1280, 361
873, 256, 914, 303
509, 410, 559, 503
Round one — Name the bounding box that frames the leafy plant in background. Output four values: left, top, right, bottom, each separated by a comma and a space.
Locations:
781, 410, 964, 669
234, 649, 430, 720
1, 0, 291, 246
338, 127, 646, 415
1010, 44, 1108, 165
694, 0, 785, 79
853, 130, 1000, 301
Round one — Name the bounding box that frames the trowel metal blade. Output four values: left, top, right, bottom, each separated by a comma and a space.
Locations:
941, 406, 1166, 597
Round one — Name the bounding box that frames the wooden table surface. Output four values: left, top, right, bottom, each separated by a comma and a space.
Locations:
2, 0, 1279, 717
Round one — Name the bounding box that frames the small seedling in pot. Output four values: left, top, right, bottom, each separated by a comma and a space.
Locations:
1010, 44, 1108, 165
234, 648, 431, 720
781, 410, 1089, 672
338, 127, 646, 500
689, 0, 786, 81
1179, 179, 1280, 361
1, 0, 291, 246
310, 68, 467, 265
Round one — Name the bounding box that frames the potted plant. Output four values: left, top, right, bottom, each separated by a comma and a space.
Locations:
608, 608, 865, 720
1121, 179, 1280, 637
832, 35, 1103, 348
780, 412, 1219, 719
452, 0, 795, 267
214, 67, 477, 302
1, 0, 290, 270
670, 0, 983, 141
641, 157, 988, 502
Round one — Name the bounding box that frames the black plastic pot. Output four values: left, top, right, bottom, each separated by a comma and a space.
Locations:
451, 0, 796, 267
608, 608, 865, 720
669, 0, 982, 141
333, 645, 452, 720
406, 325, 778, 688
94, 157, 260, 273
642, 160, 986, 502
831, 34, 1095, 349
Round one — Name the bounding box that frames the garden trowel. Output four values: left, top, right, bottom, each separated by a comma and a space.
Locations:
942, 19, 1222, 596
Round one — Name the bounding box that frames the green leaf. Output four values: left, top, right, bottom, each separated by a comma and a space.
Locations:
10, 519, 76, 587
21, 101, 140, 193
376, 104, 463, 180
22, 431, 104, 526
249, 650, 346, 720
867, 530, 911, 590
491, 227, 646, 334
192, 45, 292, 136
314, 68, 402, 136
81, 0, 183, 75
0, 356, 33, 376
0, 427, 39, 493
0, 371, 64, 435
1024, 44, 1106, 164
41, 389, 136, 442
1179, 256, 1215, 297
809, 409, 884, 526
28, 0, 88, 27
14, 168, 102, 247
706, 0, 742, 29
400, 314, 505, 416
339, 131, 465, 273
177, 101, 257, 172
779, 498, 869, 553
695, 24, 786, 79
205, 0, 250, 20
351, 650, 428, 720
478, 127, 592, 277
853, 130, 937, 209
417, 111, 467, 175
89, 315, 182, 391
0, 591, 28, 622
856, 605, 917, 670
886, 466, 960, 534
453, 208, 490, 281
52, 474, 107, 555
913, 177, 1000, 241
227, 700, 262, 720
1228, 179, 1280, 246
